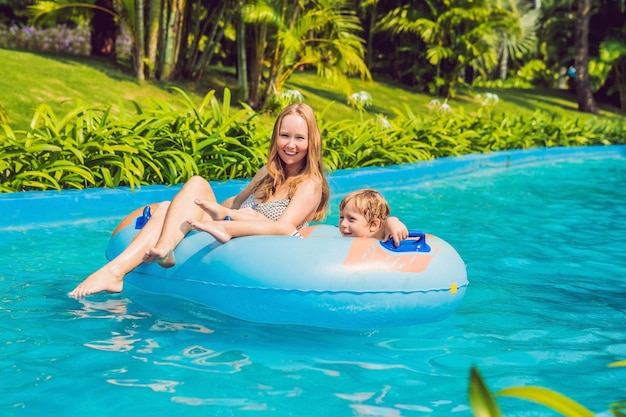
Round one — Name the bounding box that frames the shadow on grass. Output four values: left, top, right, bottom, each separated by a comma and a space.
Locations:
32, 51, 139, 83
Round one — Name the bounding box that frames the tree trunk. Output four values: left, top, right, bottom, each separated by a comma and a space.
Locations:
183, 0, 204, 76
615, 60, 626, 111
365, 4, 377, 70
134, 0, 146, 80
499, 47, 509, 80
146, 0, 162, 79
161, 0, 185, 81
262, 2, 300, 105
91, 0, 117, 57
236, 1, 249, 102
574, 0, 598, 114
193, 2, 231, 80
248, 23, 266, 109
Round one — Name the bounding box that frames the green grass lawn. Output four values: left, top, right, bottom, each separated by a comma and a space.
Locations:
1, 47, 623, 130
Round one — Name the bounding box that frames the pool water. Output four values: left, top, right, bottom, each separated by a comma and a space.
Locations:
2, 151, 626, 416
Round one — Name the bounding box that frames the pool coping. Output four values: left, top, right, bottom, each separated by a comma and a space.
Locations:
2, 145, 624, 228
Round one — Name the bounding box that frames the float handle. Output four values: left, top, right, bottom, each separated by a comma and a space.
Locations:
379, 230, 431, 253
135, 205, 152, 229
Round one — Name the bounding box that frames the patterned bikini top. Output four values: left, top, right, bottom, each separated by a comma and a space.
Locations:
240, 194, 309, 230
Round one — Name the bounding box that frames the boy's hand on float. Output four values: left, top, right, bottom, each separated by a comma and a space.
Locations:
385, 216, 408, 247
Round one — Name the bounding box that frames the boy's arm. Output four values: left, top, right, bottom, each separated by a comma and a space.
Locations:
383, 216, 409, 247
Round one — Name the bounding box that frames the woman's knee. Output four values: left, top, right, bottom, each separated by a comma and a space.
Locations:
153, 201, 171, 215
184, 176, 213, 192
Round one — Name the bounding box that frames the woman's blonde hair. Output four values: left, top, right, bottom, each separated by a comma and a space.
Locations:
255, 103, 329, 222
339, 189, 390, 225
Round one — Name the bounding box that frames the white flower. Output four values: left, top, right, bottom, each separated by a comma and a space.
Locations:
428, 99, 441, 109
281, 89, 304, 103
376, 115, 392, 129
427, 99, 452, 113
348, 91, 372, 109
270, 89, 304, 110
477, 92, 499, 107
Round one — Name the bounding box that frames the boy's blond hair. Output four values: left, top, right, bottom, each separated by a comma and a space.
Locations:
339, 189, 390, 225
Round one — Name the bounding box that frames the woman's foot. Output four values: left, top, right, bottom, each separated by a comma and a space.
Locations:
69, 264, 124, 298
188, 219, 232, 243
143, 247, 176, 268
194, 198, 228, 220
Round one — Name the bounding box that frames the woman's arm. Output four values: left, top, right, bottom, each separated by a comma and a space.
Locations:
230, 166, 268, 209
273, 178, 321, 229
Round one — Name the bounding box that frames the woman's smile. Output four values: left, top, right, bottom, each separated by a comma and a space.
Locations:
277, 114, 309, 167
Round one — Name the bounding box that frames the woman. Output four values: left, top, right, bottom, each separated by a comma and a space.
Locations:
70, 103, 329, 297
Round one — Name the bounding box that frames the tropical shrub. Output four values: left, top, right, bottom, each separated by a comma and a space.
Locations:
0, 88, 624, 192
0, 88, 266, 192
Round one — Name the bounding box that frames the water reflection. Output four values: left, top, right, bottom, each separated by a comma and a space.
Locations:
107, 378, 181, 393
155, 346, 251, 373
71, 297, 149, 321
171, 396, 269, 410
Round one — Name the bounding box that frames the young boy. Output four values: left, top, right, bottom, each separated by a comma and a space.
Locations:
338, 189, 408, 247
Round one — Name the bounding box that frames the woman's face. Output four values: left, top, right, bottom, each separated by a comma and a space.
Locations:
276, 114, 309, 171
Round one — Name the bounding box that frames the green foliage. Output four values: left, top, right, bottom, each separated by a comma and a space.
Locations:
469, 367, 502, 417
497, 386, 596, 417
0, 88, 266, 191
470, 362, 626, 416
0, 86, 624, 192
378, 0, 516, 97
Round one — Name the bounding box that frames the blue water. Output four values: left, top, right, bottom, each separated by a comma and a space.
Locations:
2, 149, 626, 416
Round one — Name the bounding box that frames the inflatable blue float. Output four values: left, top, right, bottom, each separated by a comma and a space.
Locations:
107, 205, 468, 329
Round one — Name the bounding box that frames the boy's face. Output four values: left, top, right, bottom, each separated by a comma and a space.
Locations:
338, 201, 380, 238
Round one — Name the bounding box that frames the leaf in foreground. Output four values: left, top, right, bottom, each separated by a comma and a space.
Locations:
496, 386, 595, 417
469, 367, 502, 417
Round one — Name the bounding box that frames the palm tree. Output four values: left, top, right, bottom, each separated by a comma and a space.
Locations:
242, 0, 371, 109
235, 0, 249, 101
240, 0, 281, 109
494, 0, 538, 80
379, 0, 516, 97
186, 0, 236, 81
357, 0, 381, 70
574, 0, 599, 114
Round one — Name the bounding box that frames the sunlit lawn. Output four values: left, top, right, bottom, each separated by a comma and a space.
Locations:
1, 47, 622, 130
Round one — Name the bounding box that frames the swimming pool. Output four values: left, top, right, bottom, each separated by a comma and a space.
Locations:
2, 146, 625, 416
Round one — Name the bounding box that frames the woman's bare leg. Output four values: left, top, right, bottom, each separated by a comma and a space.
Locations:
187, 219, 233, 243
195, 198, 269, 222
143, 176, 217, 267
187, 219, 298, 244
69, 201, 170, 297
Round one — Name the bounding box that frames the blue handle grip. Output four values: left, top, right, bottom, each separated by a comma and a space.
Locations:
134, 205, 152, 229
379, 230, 431, 253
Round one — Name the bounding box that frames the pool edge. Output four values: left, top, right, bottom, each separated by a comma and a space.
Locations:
2, 145, 624, 227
